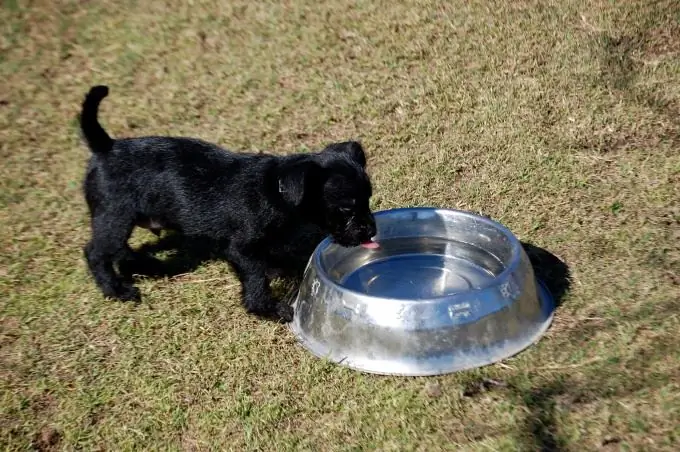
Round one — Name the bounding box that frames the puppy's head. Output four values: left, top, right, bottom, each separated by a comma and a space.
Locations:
277, 141, 376, 247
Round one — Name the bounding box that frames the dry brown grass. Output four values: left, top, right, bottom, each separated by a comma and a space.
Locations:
1, 0, 679, 450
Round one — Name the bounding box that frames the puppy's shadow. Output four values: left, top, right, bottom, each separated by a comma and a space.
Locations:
521, 242, 571, 307
129, 233, 217, 278
129, 233, 304, 301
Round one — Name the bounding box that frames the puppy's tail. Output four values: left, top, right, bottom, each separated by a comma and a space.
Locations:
80, 85, 114, 154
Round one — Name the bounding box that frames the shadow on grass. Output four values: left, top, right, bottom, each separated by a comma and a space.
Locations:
520, 242, 571, 451
518, 380, 568, 452
125, 232, 304, 311
521, 242, 571, 308
129, 232, 217, 278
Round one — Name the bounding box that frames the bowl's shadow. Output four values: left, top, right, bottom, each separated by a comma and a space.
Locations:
521, 242, 571, 308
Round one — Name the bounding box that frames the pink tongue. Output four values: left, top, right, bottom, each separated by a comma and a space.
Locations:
360, 241, 379, 249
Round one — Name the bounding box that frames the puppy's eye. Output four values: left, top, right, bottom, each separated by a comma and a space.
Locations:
339, 206, 353, 214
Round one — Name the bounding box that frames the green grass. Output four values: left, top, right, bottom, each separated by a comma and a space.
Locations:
1, 0, 679, 450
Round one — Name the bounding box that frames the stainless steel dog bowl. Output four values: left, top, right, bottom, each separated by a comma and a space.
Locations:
289, 208, 555, 376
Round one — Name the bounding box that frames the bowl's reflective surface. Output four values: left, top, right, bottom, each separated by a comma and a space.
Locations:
290, 208, 555, 376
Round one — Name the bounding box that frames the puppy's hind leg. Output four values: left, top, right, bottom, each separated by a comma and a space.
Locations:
84, 210, 140, 302
226, 243, 293, 322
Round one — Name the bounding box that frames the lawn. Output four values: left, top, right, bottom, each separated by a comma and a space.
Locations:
1, 0, 679, 450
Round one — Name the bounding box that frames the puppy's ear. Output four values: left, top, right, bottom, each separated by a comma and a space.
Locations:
277, 160, 321, 207
324, 141, 367, 167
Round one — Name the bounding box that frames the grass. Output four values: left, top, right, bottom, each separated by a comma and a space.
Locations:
1, 0, 679, 450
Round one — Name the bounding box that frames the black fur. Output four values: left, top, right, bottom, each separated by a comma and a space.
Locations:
79, 85, 376, 322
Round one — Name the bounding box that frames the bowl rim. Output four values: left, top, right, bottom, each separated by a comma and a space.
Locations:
311, 207, 524, 302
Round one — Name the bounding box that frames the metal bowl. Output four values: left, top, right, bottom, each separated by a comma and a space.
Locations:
289, 208, 555, 376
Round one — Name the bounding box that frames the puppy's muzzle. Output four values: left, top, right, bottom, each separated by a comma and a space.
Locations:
334, 214, 376, 247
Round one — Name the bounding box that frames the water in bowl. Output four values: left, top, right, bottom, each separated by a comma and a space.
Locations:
329, 236, 506, 300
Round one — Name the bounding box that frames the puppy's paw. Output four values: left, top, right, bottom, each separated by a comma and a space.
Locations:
118, 286, 142, 303
276, 303, 294, 323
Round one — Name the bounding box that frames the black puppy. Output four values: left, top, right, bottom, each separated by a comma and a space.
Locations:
80, 86, 376, 322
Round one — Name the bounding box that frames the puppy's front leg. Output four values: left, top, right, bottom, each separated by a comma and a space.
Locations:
226, 244, 294, 322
